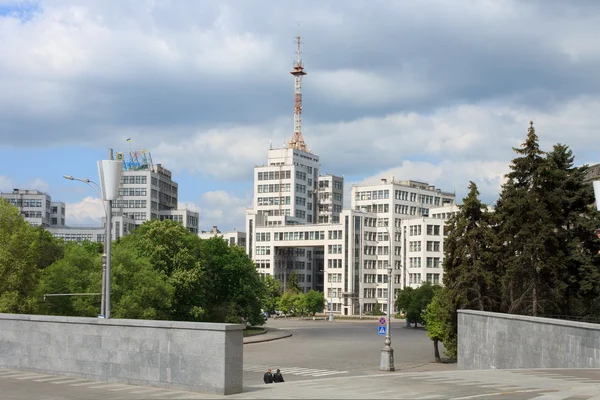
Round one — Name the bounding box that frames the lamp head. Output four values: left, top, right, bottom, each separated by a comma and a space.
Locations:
63, 175, 74, 180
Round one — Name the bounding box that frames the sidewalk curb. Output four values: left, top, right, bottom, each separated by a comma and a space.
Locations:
243, 328, 293, 344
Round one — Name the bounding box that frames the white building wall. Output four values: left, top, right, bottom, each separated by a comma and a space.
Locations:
0, 189, 52, 227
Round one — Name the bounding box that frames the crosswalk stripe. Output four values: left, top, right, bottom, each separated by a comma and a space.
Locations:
14, 373, 53, 380
0, 371, 31, 377
243, 364, 348, 377
33, 376, 79, 383
69, 381, 102, 387
51, 379, 88, 384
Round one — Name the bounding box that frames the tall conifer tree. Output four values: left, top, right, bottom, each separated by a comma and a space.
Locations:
496, 122, 564, 316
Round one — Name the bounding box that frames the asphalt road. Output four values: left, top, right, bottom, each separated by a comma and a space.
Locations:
243, 317, 451, 385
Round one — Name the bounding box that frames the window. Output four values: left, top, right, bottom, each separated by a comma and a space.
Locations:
426, 225, 441, 236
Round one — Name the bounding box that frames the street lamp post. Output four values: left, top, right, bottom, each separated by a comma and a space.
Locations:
63, 175, 107, 318
97, 158, 123, 319
380, 222, 395, 371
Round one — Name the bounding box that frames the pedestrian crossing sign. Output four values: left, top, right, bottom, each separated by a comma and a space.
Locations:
378, 326, 387, 335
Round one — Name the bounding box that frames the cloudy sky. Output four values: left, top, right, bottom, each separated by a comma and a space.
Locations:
1, 0, 599, 231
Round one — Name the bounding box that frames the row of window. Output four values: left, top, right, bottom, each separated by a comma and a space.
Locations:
363, 288, 389, 299
114, 200, 147, 209
327, 259, 343, 268
255, 261, 271, 269
6, 199, 43, 207
257, 196, 291, 206
355, 190, 390, 201
273, 231, 325, 241
121, 176, 147, 185
124, 212, 148, 221
257, 170, 292, 181
21, 211, 43, 218
257, 183, 292, 193
119, 188, 148, 196
409, 273, 441, 284
328, 244, 343, 254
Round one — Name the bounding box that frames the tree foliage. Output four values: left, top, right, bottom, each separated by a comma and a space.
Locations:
396, 282, 439, 327
0, 200, 44, 313
261, 275, 282, 314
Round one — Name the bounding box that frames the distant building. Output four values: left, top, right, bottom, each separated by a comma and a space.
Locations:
0, 189, 65, 228
1, 152, 198, 242
199, 226, 246, 247
584, 163, 600, 184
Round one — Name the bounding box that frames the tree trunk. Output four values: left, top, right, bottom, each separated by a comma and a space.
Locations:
433, 339, 441, 363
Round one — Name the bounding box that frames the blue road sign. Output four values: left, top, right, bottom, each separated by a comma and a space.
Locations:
378, 326, 387, 335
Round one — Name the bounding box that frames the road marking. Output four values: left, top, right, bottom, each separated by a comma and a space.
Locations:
51, 378, 89, 384
244, 363, 348, 377
33, 376, 80, 383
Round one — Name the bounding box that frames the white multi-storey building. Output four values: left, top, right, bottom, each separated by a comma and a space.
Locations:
1, 189, 67, 228
199, 226, 247, 247
114, 151, 198, 234
317, 174, 344, 224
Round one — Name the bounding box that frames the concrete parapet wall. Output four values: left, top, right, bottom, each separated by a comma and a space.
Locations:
0, 313, 244, 395
458, 310, 600, 370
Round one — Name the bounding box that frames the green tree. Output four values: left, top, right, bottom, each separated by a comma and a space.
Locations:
423, 291, 447, 363
121, 219, 205, 321
261, 275, 282, 314
199, 237, 266, 325
496, 123, 581, 316
542, 145, 600, 316
440, 181, 500, 357
35, 243, 102, 317
32, 226, 65, 270
109, 241, 175, 320
396, 282, 439, 327
304, 290, 326, 317
293, 292, 307, 317
0, 200, 41, 313
278, 291, 297, 316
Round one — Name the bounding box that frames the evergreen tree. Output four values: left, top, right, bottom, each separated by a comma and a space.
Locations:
443, 181, 499, 312
439, 181, 498, 358
543, 145, 600, 316
495, 122, 564, 316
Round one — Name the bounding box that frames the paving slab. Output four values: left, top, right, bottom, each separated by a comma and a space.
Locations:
3, 367, 600, 399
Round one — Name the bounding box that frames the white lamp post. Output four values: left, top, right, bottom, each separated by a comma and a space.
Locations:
380, 222, 395, 371
63, 175, 108, 317
97, 159, 123, 319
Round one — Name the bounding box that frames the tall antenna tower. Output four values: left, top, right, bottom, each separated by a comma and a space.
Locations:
288, 35, 309, 152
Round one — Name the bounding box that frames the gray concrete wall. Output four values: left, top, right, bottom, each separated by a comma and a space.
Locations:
0, 313, 244, 395
458, 310, 600, 370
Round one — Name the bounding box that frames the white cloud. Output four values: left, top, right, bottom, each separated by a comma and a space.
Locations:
0, 176, 14, 192
23, 178, 50, 193
65, 196, 104, 226
194, 190, 251, 232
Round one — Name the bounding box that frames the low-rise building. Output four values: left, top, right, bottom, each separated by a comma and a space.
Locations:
199, 226, 246, 247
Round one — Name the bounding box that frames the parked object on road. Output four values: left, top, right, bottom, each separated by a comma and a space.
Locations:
263, 368, 273, 384
273, 369, 285, 383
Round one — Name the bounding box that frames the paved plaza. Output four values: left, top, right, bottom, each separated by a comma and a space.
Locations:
243, 317, 445, 385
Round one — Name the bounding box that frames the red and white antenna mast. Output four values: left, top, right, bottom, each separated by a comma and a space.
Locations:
288, 35, 309, 152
